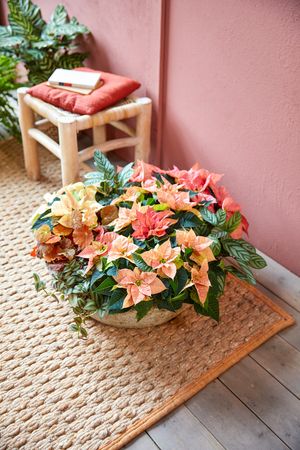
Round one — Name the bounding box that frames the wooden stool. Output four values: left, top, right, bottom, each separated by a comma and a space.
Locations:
17, 87, 152, 186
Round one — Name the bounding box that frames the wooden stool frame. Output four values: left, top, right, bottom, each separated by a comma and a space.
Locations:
17, 87, 152, 185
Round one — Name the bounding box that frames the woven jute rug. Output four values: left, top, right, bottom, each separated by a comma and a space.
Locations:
0, 138, 294, 450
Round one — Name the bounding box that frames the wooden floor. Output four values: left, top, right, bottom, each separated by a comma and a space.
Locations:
124, 282, 300, 450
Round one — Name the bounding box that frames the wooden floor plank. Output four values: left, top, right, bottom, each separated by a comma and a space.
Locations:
220, 356, 300, 449
186, 379, 288, 450
251, 334, 300, 398
147, 405, 224, 450
124, 432, 159, 449
257, 283, 300, 351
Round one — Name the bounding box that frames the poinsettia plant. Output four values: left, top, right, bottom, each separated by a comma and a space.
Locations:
31, 151, 266, 336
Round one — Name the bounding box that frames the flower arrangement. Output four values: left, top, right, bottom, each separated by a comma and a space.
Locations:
31, 151, 266, 336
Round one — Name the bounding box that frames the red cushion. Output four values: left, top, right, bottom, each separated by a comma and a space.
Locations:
28, 67, 141, 115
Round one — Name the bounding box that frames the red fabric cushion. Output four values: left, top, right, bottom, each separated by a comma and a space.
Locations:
28, 67, 141, 115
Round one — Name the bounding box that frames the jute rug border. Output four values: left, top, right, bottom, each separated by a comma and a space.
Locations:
103, 275, 294, 450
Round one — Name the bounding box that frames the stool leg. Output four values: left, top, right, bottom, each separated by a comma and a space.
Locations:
93, 125, 106, 146
17, 88, 40, 180
58, 118, 79, 186
135, 100, 152, 162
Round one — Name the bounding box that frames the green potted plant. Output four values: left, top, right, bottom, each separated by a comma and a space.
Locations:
0, 0, 90, 85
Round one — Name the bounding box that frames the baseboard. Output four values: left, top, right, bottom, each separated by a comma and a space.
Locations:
253, 251, 300, 312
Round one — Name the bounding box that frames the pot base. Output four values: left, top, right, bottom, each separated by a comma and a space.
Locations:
93, 306, 188, 328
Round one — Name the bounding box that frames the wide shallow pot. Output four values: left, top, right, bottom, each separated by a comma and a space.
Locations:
93, 306, 187, 329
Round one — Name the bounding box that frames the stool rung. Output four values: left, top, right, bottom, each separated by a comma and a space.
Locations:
79, 137, 140, 162
110, 121, 135, 137
28, 128, 60, 159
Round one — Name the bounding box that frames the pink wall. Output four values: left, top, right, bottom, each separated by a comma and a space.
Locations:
161, 0, 300, 276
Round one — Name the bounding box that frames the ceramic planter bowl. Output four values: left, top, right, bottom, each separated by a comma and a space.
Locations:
93, 305, 188, 328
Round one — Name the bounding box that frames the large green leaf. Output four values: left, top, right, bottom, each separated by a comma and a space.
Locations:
0, 26, 23, 49
222, 238, 252, 262
135, 301, 153, 321
94, 150, 116, 181
7, 0, 45, 40
93, 277, 116, 293
223, 211, 242, 233
225, 263, 256, 285
248, 253, 267, 269
118, 162, 134, 186
199, 207, 218, 226
108, 288, 126, 307
56, 52, 88, 69
49, 4, 68, 27
216, 209, 227, 226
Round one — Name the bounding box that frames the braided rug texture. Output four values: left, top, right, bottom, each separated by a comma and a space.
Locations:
0, 139, 294, 450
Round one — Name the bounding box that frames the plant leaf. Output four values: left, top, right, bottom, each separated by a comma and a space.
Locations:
222, 238, 251, 262
135, 301, 153, 321
7, 0, 45, 40
108, 288, 126, 307
117, 162, 134, 186
199, 207, 218, 226
93, 277, 116, 293
223, 211, 242, 233
216, 209, 227, 226
248, 253, 267, 269
94, 150, 116, 181
133, 253, 153, 272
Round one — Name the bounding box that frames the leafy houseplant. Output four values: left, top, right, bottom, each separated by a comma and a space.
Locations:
0, 54, 21, 139
31, 151, 267, 337
0, 0, 90, 85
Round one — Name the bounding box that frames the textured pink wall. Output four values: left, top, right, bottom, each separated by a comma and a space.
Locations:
161, 0, 300, 275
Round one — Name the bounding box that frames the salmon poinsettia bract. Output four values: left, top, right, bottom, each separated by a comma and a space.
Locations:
31, 151, 266, 336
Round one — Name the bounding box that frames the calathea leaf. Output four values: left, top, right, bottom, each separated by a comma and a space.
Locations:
210, 228, 228, 239
225, 263, 256, 285
57, 52, 88, 69
223, 211, 242, 233
7, 0, 45, 39
48, 4, 68, 27
216, 209, 227, 226
199, 207, 218, 226
248, 253, 267, 269
221, 238, 252, 262
94, 150, 116, 181
0, 26, 23, 48
117, 162, 134, 186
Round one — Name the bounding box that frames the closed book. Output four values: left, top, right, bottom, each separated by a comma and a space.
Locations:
48, 68, 101, 90
47, 80, 104, 95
